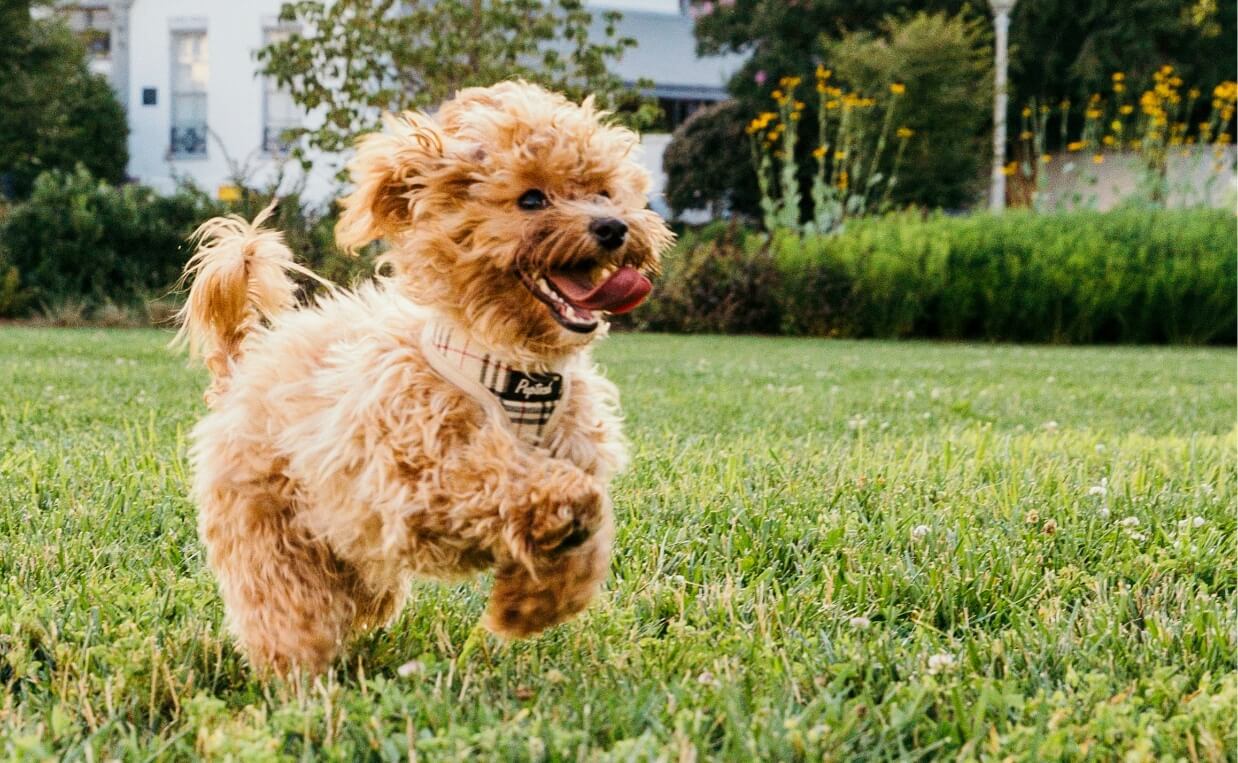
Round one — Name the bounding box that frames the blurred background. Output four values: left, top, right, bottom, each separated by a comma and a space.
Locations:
0, 0, 1234, 343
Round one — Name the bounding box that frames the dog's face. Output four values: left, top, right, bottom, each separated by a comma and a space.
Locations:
336, 81, 675, 360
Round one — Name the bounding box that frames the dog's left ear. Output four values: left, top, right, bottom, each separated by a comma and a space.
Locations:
335, 112, 475, 252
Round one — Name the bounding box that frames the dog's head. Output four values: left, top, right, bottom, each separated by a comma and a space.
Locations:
336, 81, 675, 360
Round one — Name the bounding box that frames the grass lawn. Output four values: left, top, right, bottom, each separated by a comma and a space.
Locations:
0, 326, 1234, 760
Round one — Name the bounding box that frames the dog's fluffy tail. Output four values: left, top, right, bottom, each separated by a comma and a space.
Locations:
174, 202, 328, 396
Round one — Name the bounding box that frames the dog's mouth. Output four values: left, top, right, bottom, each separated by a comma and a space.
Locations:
520, 262, 652, 334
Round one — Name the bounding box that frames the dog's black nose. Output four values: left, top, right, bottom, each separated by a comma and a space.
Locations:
589, 217, 628, 250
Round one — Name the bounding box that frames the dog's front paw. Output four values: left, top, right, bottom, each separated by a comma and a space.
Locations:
508, 469, 606, 566
531, 473, 604, 555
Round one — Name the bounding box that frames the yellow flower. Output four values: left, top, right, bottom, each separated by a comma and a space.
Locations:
1188, 88, 1201, 99
816, 65, 831, 81
1219, 133, 1233, 145
1040, 154, 1052, 163
1085, 108, 1102, 120
1130, 139, 1142, 150
825, 99, 839, 110
1112, 72, 1125, 82
790, 112, 801, 121
1119, 104, 1134, 115
1113, 83, 1125, 93
1040, 104, 1050, 115
771, 89, 784, 101
816, 83, 827, 94
1067, 141, 1085, 152
1110, 120, 1123, 133
1021, 106, 1032, 118
812, 146, 827, 159
1102, 135, 1116, 146
1019, 130, 1033, 140
1059, 99, 1071, 110
779, 76, 801, 89
1001, 161, 1017, 176
1092, 153, 1105, 164
896, 126, 914, 139
890, 82, 906, 95
793, 101, 805, 111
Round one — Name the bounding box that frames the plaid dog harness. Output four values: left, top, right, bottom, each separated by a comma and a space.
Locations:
420, 318, 571, 447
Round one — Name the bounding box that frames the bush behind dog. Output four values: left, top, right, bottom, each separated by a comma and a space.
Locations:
0, 168, 372, 320
630, 209, 1236, 344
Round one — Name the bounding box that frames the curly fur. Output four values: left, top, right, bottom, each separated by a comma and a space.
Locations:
177, 81, 674, 674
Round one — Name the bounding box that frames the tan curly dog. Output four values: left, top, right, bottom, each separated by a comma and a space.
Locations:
175, 81, 674, 675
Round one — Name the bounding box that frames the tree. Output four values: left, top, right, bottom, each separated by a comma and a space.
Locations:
663, 100, 762, 218
1007, 0, 1237, 106
694, 0, 1235, 108
0, 0, 128, 199
689, 0, 1237, 209
258, 0, 658, 173
827, 11, 992, 208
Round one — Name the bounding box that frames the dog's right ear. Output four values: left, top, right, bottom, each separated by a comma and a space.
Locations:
335, 111, 450, 252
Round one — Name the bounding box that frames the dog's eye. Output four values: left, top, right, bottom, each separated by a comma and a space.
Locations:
598, 190, 611, 200
517, 189, 549, 211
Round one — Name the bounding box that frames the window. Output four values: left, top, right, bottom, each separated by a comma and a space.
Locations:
657, 97, 712, 132
170, 31, 208, 158
262, 28, 300, 155
64, 4, 111, 59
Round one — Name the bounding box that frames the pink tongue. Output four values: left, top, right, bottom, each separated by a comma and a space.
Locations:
545, 266, 652, 314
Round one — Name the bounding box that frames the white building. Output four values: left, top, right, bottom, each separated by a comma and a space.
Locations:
62, 1, 743, 209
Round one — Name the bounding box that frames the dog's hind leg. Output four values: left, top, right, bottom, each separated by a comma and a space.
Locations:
199, 485, 357, 675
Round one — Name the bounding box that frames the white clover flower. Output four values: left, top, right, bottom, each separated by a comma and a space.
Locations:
1192, 516, 1205, 528
1119, 516, 1140, 528
911, 524, 931, 541
697, 671, 717, 686
926, 653, 956, 675
1043, 420, 1059, 432
849, 616, 871, 630
1088, 478, 1109, 497
1097, 507, 1110, 520
396, 660, 424, 678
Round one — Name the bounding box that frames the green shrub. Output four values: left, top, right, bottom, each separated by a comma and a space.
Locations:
633, 222, 781, 334
640, 209, 1236, 344
0, 168, 219, 311
0, 170, 373, 319
825, 10, 992, 210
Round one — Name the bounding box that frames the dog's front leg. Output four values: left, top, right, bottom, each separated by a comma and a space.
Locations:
483, 510, 614, 638
419, 420, 609, 575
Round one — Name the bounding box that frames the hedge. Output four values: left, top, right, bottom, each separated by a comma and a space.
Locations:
0, 168, 370, 318
633, 209, 1236, 344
